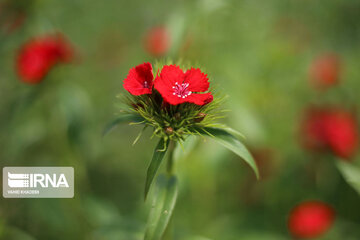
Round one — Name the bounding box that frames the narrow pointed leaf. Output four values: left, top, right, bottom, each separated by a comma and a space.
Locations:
174, 136, 198, 161
103, 114, 144, 137
337, 160, 360, 196
208, 124, 246, 140
133, 125, 148, 145
195, 127, 259, 179
144, 138, 169, 200
144, 175, 178, 240
222, 126, 246, 140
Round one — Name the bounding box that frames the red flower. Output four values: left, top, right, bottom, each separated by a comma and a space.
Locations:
144, 26, 170, 57
300, 107, 358, 159
323, 109, 358, 159
288, 201, 335, 239
16, 34, 73, 84
123, 62, 154, 95
154, 65, 213, 106
309, 54, 341, 89
300, 108, 328, 152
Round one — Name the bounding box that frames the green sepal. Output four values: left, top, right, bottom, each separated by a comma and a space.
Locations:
102, 114, 144, 137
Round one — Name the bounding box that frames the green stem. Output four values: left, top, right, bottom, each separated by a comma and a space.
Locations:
166, 141, 176, 175
163, 141, 176, 240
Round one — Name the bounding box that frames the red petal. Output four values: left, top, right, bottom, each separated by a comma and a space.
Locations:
156, 92, 213, 106
123, 62, 153, 95
158, 91, 186, 105
184, 68, 209, 92
185, 92, 213, 105
155, 65, 213, 106
156, 65, 184, 87
154, 65, 184, 102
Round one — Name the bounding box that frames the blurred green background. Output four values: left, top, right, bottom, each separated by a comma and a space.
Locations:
1, 0, 360, 239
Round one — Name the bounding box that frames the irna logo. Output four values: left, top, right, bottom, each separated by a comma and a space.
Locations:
3, 167, 74, 198
8, 172, 69, 188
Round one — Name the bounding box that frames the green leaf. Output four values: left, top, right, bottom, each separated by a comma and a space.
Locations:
144, 138, 169, 200
174, 135, 198, 162
102, 114, 144, 137
336, 160, 360, 196
144, 175, 178, 240
196, 127, 259, 179
207, 124, 246, 140
222, 126, 246, 140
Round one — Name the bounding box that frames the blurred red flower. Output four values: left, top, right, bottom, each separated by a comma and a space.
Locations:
0, 1, 28, 34
288, 201, 335, 239
154, 65, 213, 106
323, 109, 359, 159
309, 54, 341, 89
300, 107, 358, 159
144, 26, 170, 57
123, 62, 153, 95
16, 33, 73, 84
300, 108, 328, 152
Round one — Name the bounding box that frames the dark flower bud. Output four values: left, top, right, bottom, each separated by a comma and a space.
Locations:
164, 126, 174, 135
174, 112, 181, 121
194, 113, 206, 123
131, 103, 144, 110
161, 101, 170, 111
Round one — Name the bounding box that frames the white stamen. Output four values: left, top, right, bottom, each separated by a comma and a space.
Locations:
172, 82, 192, 99
143, 81, 149, 88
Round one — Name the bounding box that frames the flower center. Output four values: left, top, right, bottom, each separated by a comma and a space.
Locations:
172, 82, 192, 98
143, 81, 149, 88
